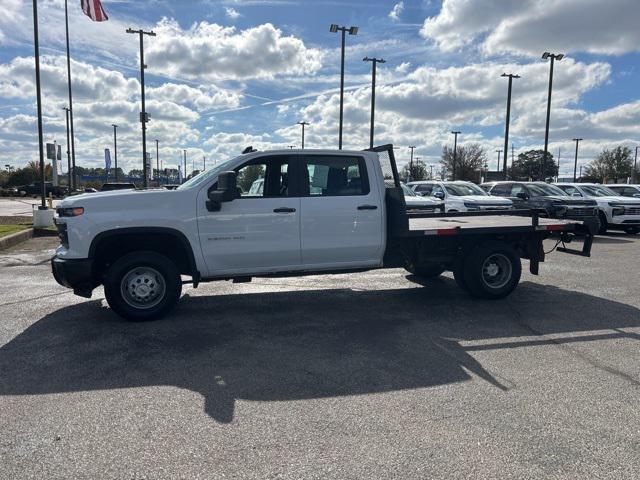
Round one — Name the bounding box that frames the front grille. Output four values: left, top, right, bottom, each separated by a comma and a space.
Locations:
566, 207, 596, 217
624, 207, 640, 215
480, 205, 511, 210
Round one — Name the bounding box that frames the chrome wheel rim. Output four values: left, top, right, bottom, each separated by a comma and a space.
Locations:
481, 254, 512, 289
120, 266, 166, 309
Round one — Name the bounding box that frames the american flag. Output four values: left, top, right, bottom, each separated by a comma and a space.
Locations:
81, 0, 109, 22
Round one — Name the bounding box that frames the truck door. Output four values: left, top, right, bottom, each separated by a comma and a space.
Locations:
298, 153, 384, 268
196, 154, 301, 276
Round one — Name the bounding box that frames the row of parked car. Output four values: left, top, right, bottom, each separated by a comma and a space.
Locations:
404, 180, 640, 235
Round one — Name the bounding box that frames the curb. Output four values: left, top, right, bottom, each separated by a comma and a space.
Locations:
0, 228, 34, 251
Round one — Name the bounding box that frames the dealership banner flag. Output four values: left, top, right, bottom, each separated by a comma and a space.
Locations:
105, 148, 111, 171
81, 0, 109, 22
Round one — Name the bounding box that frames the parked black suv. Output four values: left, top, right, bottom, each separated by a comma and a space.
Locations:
481, 181, 598, 226
18, 182, 67, 198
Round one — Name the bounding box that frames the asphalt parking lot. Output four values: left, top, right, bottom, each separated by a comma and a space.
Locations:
0, 197, 60, 218
1, 234, 639, 479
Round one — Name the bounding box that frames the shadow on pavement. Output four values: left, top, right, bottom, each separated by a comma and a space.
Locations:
1, 278, 638, 423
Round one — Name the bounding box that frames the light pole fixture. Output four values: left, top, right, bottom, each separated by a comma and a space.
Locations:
363, 56, 385, 149
542, 52, 564, 180
633, 146, 638, 184
501, 73, 520, 179
495, 149, 503, 172
572, 138, 583, 182
32, 0, 46, 208
408, 146, 416, 182
297, 121, 309, 149
330, 24, 358, 150
127, 27, 156, 188
451, 131, 461, 180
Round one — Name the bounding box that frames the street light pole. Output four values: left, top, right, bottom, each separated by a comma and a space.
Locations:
63, 107, 71, 189
111, 124, 118, 182
363, 56, 385, 149
572, 138, 583, 182
64, 0, 77, 191
183, 149, 187, 183
408, 146, 416, 182
127, 27, 156, 188
451, 131, 461, 180
297, 121, 309, 149
542, 52, 564, 180
495, 149, 502, 172
633, 146, 638, 184
330, 24, 358, 150
501, 73, 519, 179
32, 0, 46, 209
155, 139, 160, 182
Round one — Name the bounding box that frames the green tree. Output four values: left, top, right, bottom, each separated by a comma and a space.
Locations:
508, 149, 557, 181
6, 167, 39, 187
401, 159, 428, 182
583, 146, 633, 183
440, 143, 486, 181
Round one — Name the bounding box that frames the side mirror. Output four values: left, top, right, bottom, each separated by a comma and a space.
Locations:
434, 191, 445, 200
516, 192, 529, 200
571, 192, 582, 197
206, 171, 239, 212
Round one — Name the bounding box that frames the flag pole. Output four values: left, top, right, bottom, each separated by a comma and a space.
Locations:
64, 0, 77, 191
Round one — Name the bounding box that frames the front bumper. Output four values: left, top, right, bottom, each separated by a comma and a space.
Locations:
51, 256, 96, 298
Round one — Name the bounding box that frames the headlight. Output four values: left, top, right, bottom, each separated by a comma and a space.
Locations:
611, 207, 625, 216
56, 207, 84, 217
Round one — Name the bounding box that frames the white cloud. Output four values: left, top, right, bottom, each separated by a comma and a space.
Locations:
146, 19, 324, 81
388, 2, 404, 22
421, 0, 640, 56
147, 83, 242, 112
224, 7, 242, 20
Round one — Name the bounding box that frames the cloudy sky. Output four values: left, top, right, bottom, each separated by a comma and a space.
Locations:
1, 0, 639, 176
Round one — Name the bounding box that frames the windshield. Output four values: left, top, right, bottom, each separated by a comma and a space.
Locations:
444, 182, 487, 196
527, 183, 567, 197
580, 185, 618, 197
401, 184, 418, 196
176, 157, 238, 190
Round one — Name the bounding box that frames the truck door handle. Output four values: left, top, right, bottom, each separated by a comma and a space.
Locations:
357, 205, 378, 210
273, 207, 296, 213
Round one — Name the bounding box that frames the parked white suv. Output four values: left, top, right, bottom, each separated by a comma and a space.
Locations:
607, 184, 640, 199
554, 183, 640, 234
407, 181, 513, 212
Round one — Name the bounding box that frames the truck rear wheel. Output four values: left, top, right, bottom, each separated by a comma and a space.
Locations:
103, 251, 182, 321
462, 242, 521, 300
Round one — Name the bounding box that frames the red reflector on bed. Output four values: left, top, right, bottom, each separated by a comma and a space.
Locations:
546, 224, 566, 231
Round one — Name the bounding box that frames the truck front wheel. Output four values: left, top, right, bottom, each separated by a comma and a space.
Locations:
462, 242, 521, 299
103, 251, 182, 321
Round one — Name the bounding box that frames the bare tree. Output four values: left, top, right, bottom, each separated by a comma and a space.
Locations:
583, 146, 633, 183
440, 143, 487, 181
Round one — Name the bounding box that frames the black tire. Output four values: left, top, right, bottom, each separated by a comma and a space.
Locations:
598, 211, 608, 235
103, 251, 182, 321
453, 257, 469, 291
462, 242, 521, 300
624, 226, 639, 235
407, 264, 446, 279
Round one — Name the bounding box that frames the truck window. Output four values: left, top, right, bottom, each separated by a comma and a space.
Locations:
559, 185, 581, 196
510, 184, 525, 197
301, 155, 369, 196
236, 156, 289, 197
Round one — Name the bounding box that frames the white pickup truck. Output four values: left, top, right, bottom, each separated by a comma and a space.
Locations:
52, 145, 593, 321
